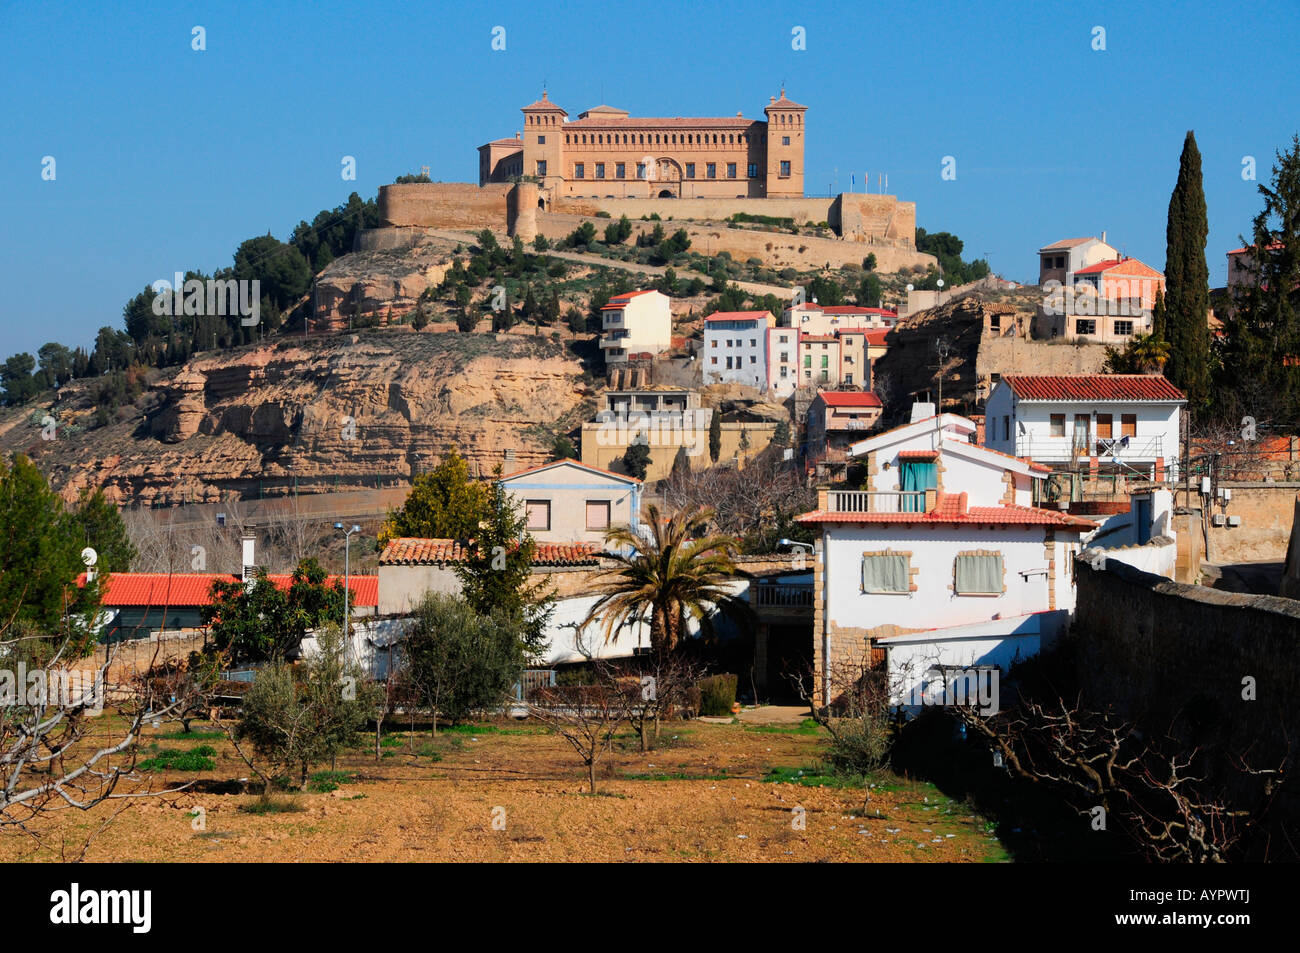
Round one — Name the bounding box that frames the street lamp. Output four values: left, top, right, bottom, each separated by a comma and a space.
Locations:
777, 538, 813, 552
334, 522, 361, 636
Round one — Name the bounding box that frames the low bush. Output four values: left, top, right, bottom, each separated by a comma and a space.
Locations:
697, 674, 738, 716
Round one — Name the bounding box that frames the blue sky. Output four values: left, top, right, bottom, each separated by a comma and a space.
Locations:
3, 0, 1298, 359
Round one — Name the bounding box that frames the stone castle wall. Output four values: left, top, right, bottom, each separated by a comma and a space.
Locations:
378, 183, 511, 229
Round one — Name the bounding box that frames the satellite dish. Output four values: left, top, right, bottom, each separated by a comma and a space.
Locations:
936, 279, 945, 288
81, 547, 98, 567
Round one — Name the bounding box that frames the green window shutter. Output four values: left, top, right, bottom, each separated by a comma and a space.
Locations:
862, 554, 909, 593
955, 554, 1003, 594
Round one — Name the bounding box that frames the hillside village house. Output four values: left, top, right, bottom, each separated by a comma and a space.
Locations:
766, 305, 895, 397
797, 411, 1094, 709
498, 460, 641, 545
703, 311, 775, 389
1037, 235, 1119, 285
805, 391, 883, 480
599, 289, 673, 364
783, 302, 898, 333
984, 375, 1185, 482
78, 536, 378, 641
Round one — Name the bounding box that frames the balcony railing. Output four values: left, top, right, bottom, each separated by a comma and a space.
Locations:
1016, 435, 1164, 462
751, 583, 814, 609
827, 490, 928, 514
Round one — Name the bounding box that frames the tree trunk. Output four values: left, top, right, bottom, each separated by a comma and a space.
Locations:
588, 758, 597, 794
638, 719, 648, 752
300, 761, 309, 790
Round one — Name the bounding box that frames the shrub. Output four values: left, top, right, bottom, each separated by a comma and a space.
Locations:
136, 745, 217, 772
698, 674, 738, 716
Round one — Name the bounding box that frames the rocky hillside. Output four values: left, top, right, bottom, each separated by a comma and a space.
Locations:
872, 289, 1108, 423
1, 329, 599, 504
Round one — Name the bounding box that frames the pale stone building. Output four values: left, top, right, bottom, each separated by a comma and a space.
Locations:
479, 89, 807, 201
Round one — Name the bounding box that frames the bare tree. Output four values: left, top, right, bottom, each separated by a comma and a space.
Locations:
0, 622, 200, 858
616, 653, 704, 752
661, 447, 814, 549
529, 663, 633, 793
950, 695, 1291, 862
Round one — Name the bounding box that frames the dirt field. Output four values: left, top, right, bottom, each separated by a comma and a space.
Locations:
1, 712, 1008, 863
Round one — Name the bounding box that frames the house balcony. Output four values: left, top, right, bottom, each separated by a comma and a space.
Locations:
1015, 435, 1164, 463
750, 583, 814, 617
599, 334, 629, 349
825, 489, 930, 514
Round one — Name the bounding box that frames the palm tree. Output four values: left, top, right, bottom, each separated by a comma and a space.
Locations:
583, 504, 750, 656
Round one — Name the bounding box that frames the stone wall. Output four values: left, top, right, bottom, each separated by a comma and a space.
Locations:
536, 212, 934, 274
378, 183, 511, 229
1168, 482, 1300, 566
1073, 555, 1300, 852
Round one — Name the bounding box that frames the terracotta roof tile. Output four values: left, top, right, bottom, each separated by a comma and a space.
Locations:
378, 537, 601, 567
1003, 374, 1185, 402
80, 572, 378, 607
820, 391, 882, 408
795, 495, 1093, 529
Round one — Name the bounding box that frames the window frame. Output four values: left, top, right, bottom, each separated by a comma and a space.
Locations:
525, 500, 551, 532
953, 552, 1005, 596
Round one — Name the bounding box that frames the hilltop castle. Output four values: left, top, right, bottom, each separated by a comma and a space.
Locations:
478, 90, 807, 202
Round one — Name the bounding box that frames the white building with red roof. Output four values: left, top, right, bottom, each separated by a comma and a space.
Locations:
796, 412, 1095, 707
984, 374, 1185, 480
600, 288, 672, 364
702, 310, 775, 390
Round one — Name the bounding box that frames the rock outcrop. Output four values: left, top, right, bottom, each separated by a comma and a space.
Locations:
10, 329, 598, 505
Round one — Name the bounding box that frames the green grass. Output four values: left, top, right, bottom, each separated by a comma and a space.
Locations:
743, 718, 821, 735
136, 745, 217, 772
760, 764, 861, 788
621, 768, 731, 781
238, 795, 307, 815
307, 770, 355, 793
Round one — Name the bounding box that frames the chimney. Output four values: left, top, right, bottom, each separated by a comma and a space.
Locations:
241, 532, 256, 584
504, 448, 517, 469
1102, 230, 1107, 245
910, 401, 936, 423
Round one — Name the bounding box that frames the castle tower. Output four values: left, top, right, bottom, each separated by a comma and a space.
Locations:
507, 181, 539, 242
521, 90, 567, 198
763, 89, 806, 199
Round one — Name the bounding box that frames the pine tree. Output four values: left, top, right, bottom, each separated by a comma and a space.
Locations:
1218, 134, 1300, 421
1163, 131, 1211, 407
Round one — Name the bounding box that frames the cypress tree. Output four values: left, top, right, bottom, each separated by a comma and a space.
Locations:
708, 408, 722, 463
1163, 131, 1210, 407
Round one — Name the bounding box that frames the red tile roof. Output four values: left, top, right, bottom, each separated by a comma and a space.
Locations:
864, 330, 890, 346
80, 572, 378, 607
820, 391, 883, 408
897, 449, 939, 460
600, 289, 660, 310
567, 116, 756, 129
796, 494, 1093, 529
379, 538, 602, 567
1003, 374, 1185, 402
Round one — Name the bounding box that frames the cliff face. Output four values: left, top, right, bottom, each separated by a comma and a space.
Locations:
7, 329, 597, 504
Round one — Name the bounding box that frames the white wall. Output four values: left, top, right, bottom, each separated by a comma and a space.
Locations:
703, 319, 769, 389
881, 612, 1066, 710
823, 523, 1075, 635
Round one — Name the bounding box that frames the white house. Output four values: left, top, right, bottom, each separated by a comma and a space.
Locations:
499, 460, 641, 545
797, 412, 1094, 708
1037, 235, 1118, 286
766, 325, 800, 396
984, 375, 1185, 481
702, 311, 774, 390
600, 289, 673, 364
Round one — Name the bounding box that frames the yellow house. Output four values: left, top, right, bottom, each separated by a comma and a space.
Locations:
499, 460, 642, 546
600, 289, 673, 364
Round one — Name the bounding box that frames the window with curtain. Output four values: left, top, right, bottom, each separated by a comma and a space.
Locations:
862, 554, 910, 593
954, 553, 1003, 594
